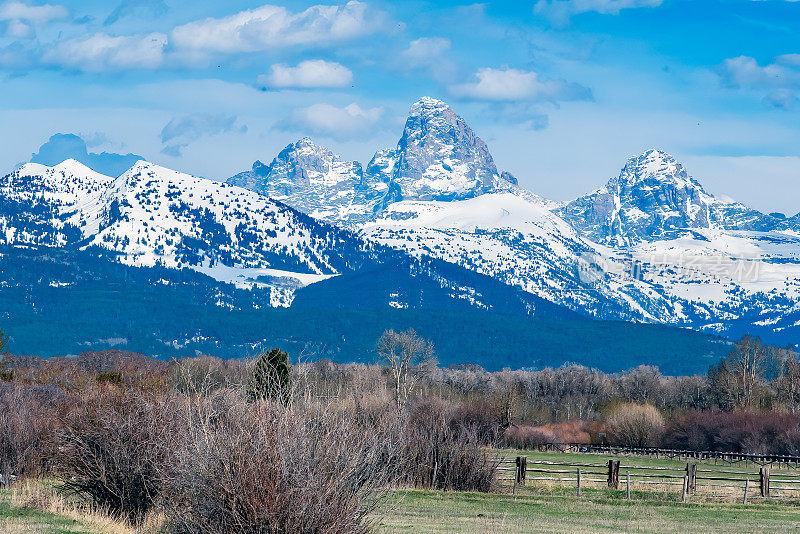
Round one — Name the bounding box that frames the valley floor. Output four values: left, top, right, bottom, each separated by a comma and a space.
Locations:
4, 485, 800, 534
375, 489, 800, 533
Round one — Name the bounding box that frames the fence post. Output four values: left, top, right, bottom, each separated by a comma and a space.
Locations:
686, 462, 697, 494
681, 476, 688, 503
626, 470, 631, 500
577, 467, 581, 497
760, 466, 770, 497
607, 459, 620, 489
515, 456, 527, 486
743, 479, 749, 504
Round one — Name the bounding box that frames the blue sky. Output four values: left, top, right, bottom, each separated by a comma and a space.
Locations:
1, 0, 799, 213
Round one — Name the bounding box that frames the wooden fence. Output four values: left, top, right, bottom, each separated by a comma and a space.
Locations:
528, 443, 800, 467
495, 456, 800, 503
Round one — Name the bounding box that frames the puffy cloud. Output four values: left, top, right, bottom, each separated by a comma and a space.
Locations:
0, 1, 68, 38
397, 37, 457, 82
449, 67, 591, 103
718, 55, 800, 109
257, 60, 353, 90
160, 113, 246, 157
400, 37, 451, 66
42, 32, 168, 72
31, 133, 144, 177
170, 1, 387, 55
0, 1, 68, 23
104, 0, 168, 26
534, 0, 662, 26
21, 2, 387, 72
278, 102, 384, 141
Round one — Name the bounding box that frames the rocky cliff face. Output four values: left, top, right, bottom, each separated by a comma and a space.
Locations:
378, 97, 517, 200
226, 137, 387, 226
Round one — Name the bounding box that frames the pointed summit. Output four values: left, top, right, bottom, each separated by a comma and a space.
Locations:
366, 97, 517, 202
559, 149, 777, 246
611, 149, 703, 192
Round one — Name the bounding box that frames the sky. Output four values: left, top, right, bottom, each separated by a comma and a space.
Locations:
1, 0, 799, 214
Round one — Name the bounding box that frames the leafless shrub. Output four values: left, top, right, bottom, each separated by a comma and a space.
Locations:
402, 398, 497, 492
0, 383, 61, 481
162, 398, 400, 534
503, 425, 558, 449
605, 402, 665, 448
52, 386, 182, 523
663, 410, 800, 454
450, 401, 501, 445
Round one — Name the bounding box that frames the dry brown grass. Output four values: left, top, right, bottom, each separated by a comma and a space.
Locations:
7, 478, 166, 533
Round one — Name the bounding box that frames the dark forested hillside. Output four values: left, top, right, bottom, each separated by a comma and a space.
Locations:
0, 246, 728, 374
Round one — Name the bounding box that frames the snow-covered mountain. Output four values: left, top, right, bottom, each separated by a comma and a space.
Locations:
366, 97, 518, 200
0, 159, 389, 306
226, 137, 387, 226
4, 96, 800, 349
227, 97, 520, 226
558, 149, 781, 247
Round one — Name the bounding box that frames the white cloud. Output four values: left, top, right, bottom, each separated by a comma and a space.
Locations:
400, 37, 451, 66
42, 32, 168, 72
5, 18, 31, 37
280, 102, 384, 141
257, 59, 353, 89
161, 113, 246, 156
170, 1, 387, 55
0, 1, 68, 23
718, 55, 800, 109
0, 1, 68, 38
534, 0, 662, 26
397, 37, 457, 82
1, 1, 388, 72
449, 67, 591, 103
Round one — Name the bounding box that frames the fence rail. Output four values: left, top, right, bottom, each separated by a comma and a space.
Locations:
494, 451, 800, 503
528, 443, 800, 466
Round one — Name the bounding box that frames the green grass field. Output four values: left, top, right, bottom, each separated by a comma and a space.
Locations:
0, 499, 98, 534
374, 489, 800, 533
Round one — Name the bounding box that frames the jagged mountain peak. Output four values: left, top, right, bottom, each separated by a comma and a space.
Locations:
226, 137, 384, 227
383, 96, 516, 201
611, 149, 704, 192
409, 96, 452, 114
226, 97, 522, 225
559, 150, 777, 245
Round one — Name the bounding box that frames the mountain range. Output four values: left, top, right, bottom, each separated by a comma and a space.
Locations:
2, 96, 799, 370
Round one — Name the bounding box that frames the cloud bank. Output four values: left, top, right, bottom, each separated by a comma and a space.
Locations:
31, 133, 143, 177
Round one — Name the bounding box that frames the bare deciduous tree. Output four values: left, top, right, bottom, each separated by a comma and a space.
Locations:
376, 329, 435, 411
777, 347, 800, 412
710, 336, 770, 409
606, 402, 665, 448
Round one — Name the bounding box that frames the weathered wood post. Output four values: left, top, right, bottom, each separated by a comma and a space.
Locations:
743, 479, 749, 504
577, 467, 582, 496
760, 466, 770, 497
626, 470, 631, 500
681, 476, 688, 503
515, 456, 527, 486
686, 462, 697, 494
607, 459, 620, 489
